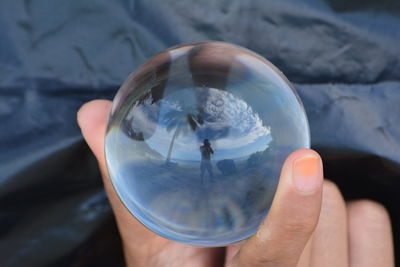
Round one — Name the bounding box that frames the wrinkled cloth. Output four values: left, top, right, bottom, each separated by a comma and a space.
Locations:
0, 0, 399, 266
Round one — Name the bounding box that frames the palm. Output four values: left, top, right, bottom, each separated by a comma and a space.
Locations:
121, 223, 229, 267
142, 238, 225, 267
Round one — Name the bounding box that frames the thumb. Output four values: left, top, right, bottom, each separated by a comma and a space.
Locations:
229, 149, 323, 267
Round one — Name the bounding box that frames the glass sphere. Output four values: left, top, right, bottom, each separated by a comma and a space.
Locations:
105, 42, 310, 246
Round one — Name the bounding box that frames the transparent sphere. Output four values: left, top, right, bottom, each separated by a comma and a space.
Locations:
105, 42, 310, 246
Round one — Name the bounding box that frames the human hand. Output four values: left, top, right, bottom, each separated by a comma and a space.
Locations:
77, 99, 394, 267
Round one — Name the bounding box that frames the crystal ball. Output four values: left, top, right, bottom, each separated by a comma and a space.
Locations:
105, 42, 310, 246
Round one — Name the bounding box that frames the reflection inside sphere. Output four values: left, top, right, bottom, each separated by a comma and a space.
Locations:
105, 42, 310, 246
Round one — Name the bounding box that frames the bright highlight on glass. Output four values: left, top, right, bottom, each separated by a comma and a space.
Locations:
105, 42, 310, 246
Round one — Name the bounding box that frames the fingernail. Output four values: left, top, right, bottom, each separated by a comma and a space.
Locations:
292, 156, 321, 193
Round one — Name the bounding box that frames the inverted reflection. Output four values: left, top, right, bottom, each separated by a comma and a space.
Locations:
105, 42, 309, 246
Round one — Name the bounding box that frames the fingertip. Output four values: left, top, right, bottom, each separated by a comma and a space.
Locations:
77, 99, 112, 163
285, 148, 322, 165
77, 99, 112, 130
279, 149, 322, 193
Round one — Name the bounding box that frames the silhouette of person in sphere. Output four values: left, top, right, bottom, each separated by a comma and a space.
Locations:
200, 139, 214, 182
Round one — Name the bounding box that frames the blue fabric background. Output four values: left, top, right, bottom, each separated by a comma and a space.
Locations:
0, 0, 399, 266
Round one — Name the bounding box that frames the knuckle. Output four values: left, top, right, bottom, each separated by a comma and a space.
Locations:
282, 220, 315, 237
240, 252, 288, 267
255, 258, 284, 267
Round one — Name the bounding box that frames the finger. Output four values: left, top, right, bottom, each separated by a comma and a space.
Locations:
77, 100, 142, 226
77, 100, 118, 197
297, 236, 312, 267
77, 99, 157, 233
229, 149, 324, 267
77, 100, 162, 260
77, 99, 111, 164
309, 180, 348, 267
347, 200, 394, 267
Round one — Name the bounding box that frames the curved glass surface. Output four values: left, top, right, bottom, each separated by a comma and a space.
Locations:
105, 42, 310, 246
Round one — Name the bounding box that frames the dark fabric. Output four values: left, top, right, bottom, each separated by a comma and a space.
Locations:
1, 0, 399, 266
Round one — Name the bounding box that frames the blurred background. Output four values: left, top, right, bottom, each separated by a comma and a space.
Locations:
0, 0, 399, 266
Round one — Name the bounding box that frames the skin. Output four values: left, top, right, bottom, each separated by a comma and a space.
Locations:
77, 100, 395, 267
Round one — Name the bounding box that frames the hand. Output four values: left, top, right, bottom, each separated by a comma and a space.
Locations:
77, 100, 394, 267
